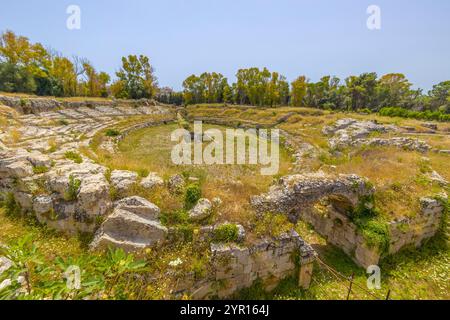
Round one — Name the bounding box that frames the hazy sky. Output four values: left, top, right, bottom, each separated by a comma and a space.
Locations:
1, 0, 449, 91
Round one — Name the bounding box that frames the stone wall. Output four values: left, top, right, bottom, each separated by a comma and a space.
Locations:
388, 197, 444, 254
175, 231, 316, 299
299, 197, 444, 268
252, 173, 445, 268
300, 207, 381, 268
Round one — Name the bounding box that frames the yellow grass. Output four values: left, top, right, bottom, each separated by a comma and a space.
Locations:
326, 146, 446, 219
91, 122, 293, 226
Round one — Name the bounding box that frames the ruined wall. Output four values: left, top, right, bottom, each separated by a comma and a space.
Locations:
252, 173, 445, 268
388, 198, 444, 254
175, 231, 316, 299
300, 207, 381, 268
300, 197, 444, 268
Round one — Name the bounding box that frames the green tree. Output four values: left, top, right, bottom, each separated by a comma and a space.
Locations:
291, 76, 308, 107
49, 56, 77, 96
0, 62, 36, 93
344, 73, 378, 111
377, 73, 412, 108
0, 30, 50, 79
116, 55, 158, 99
428, 81, 450, 112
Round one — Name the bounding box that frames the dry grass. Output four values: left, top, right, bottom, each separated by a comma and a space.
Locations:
7, 127, 22, 144
325, 146, 446, 219
90, 105, 449, 224
91, 122, 292, 226
0, 209, 85, 258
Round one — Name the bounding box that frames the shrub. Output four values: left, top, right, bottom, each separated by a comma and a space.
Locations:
2, 192, 21, 217
105, 129, 121, 137
0, 235, 147, 300
137, 168, 149, 178
351, 194, 379, 220
358, 219, 390, 253
379, 107, 450, 122
104, 169, 112, 183
213, 224, 239, 243
65, 151, 83, 164
64, 175, 81, 201
109, 186, 119, 201
175, 224, 194, 243
32, 165, 49, 174
184, 184, 202, 209
19, 98, 27, 107
191, 257, 208, 279
254, 213, 293, 238
160, 210, 190, 225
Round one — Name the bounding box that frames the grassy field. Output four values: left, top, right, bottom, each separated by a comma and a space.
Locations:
90, 122, 293, 228
187, 105, 450, 220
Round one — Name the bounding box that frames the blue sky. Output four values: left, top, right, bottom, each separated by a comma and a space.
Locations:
0, 0, 449, 91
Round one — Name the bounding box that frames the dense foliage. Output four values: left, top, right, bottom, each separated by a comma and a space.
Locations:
0, 30, 154, 99
0, 235, 147, 300
182, 71, 450, 116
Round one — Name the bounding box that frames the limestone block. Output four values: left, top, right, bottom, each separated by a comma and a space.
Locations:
140, 173, 164, 190
189, 199, 212, 221
115, 196, 161, 220
110, 170, 138, 193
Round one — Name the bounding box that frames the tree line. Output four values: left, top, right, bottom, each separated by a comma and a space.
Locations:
182, 70, 449, 114
1, 30, 449, 117
0, 30, 157, 99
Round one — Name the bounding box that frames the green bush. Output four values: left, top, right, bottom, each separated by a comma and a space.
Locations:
0, 236, 147, 300
65, 151, 83, 164
350, 194, 390, 253
32, 165, 49, 174
2, 192, 21, 217
184, 184, 202, 209
358, 219, 390, 253
64, 175, 81, 201
191, 257, 208, 279
160, 210, 190, 226
351, 194, 379, 220
159, 210, 193, 242
213, 224, 239, 243
175, 224, 194, 243
105, 129, 121, 137
379, 107, 450, 122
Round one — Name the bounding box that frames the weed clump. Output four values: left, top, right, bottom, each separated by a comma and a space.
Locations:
184, 184, 202, 210
32, 165, 49, 174
105, 129, 121, 137
213, 224, 239, 243
351, 195, 390, 253
1, 193, 22, 217
65, 151, 83, 164
64, 175, 81, 201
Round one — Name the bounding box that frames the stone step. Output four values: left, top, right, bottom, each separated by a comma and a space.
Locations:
56, 109, 85, 119
91, 232, 155, 252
